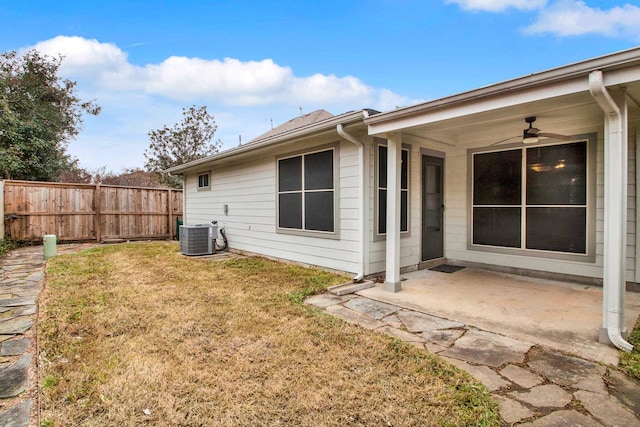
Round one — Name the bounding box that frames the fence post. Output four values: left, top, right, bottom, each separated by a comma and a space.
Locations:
0, 180, 4, 240
168, 188, 173, 240
95, 183, 101, 242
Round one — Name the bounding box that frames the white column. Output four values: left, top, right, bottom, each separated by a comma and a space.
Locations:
384, 133, 402, 292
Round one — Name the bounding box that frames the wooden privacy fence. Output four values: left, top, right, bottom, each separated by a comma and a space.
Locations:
1, 180, 183, 242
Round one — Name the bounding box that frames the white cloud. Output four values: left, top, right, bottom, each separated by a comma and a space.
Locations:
524, 0, 640, 39
26, 36, 420, 109
23, 36, 422, 171
29, 36, 130, 75
288, 74, 371, 105
446, 0, 546, 12
141, 56, 293, 103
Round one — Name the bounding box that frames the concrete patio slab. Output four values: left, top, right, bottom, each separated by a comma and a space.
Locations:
357, 267, 640, 364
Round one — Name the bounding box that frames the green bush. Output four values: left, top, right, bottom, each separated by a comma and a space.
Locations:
0, 238, 17, 259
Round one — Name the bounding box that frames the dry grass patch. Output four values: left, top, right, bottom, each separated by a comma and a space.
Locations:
39, 243, 498, 426
619, 315, 640, 380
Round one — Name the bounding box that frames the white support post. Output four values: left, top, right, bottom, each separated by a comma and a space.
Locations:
384, 133, 402, 292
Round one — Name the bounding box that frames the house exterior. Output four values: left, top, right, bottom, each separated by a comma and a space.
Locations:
166, 47, 640, 351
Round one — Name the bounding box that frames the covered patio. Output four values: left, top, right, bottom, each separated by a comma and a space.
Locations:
359, 266, 640, 365
364, 48, 640, 353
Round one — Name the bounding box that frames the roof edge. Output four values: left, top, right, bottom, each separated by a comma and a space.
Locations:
365, 46, 640, 126
165, 109, 374, 174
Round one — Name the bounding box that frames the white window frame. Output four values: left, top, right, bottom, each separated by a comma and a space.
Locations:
374, 139, 411, 240
197, 172, 211, 191
467, 134, 596, 262
276, 144, 339, 239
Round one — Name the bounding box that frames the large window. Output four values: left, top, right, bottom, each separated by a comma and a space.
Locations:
277, 148, 335, 233
377, 143, 409, 235
472, 141, 588, 254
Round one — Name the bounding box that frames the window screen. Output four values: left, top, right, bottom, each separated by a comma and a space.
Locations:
377, 144, 409, 234
198, 173, 210, 189
472, 140, 588, 255
277, 149, 335, 233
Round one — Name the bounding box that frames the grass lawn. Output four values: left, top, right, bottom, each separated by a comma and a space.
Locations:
620, 316, 640, 381
39, 243, 498, 426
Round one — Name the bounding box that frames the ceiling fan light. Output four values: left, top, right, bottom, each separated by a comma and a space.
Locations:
523, 135, 539, 144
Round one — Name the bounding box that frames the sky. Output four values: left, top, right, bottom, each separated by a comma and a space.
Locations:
1, 0, 639, 172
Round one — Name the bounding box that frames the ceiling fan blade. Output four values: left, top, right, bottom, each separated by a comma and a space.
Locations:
539, 132, 571, 140
490, 135, 520, 146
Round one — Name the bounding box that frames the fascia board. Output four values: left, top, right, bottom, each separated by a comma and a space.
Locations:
368, 78, 589, 135
604, 67, 640, 86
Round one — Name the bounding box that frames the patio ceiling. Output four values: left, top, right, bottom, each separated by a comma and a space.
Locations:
376, 86, 640, 150
366, 48, 640, 149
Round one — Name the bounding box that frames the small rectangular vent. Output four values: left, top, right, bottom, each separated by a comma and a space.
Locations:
180, 224, 217, 256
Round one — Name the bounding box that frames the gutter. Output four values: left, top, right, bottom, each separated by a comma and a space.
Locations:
337, 113, 369, 282
589, 70, 634, 353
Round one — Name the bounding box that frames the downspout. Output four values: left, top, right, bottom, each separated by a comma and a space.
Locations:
589, 70, 634, 352
337, 116, 368, 282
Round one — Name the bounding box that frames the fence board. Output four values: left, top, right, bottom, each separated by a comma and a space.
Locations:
2, 180, 183, 242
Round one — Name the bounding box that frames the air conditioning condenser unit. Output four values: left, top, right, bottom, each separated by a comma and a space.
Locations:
180, 224, 217, 256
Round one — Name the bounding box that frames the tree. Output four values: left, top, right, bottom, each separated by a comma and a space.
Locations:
57, 160, 93, 183
144, 105, 221, 187
58, 165, 168, 188
0, 50, 100, 181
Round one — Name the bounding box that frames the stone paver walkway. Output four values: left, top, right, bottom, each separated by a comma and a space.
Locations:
0, 243, 98, 427
307, 292, 640, 426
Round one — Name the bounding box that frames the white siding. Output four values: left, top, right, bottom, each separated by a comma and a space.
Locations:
183, 140, 361, 274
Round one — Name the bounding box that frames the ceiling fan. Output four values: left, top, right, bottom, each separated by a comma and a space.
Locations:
491, 116, 570, 146
522, 116, 570, 143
